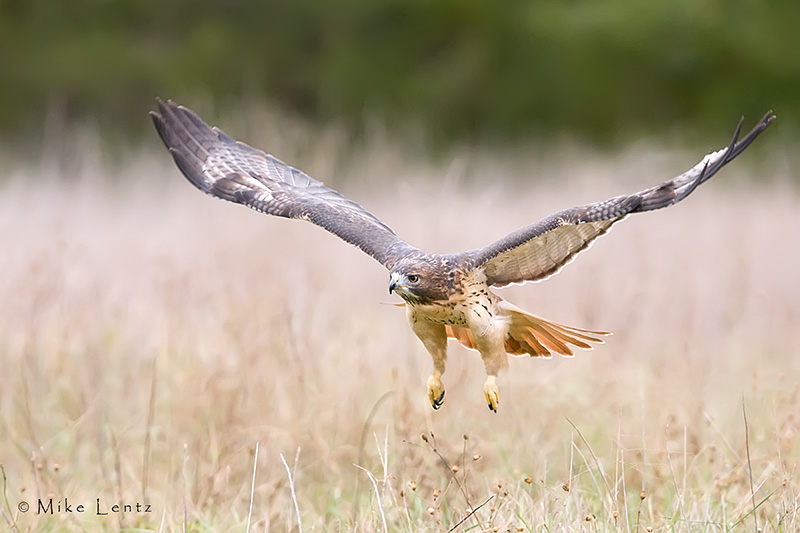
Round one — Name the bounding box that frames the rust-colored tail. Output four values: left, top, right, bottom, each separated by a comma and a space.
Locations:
445, 300, 609, 358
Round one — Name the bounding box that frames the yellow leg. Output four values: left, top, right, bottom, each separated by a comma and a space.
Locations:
474, 336, 506, 413
427, 371, 445, 410
483, 375, 500, 413
407, 308, 448, 410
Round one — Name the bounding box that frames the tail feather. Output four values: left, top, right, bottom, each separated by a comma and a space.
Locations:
539, 326, 594, 350
553, 323, 608, 343
525, 325, 574, 356
516, 328, 552, 358
445, 300, 610, 358
532, 320, 597, 350
446, 324, 478, 351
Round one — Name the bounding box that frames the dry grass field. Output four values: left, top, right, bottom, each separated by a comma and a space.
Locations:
1, 131, 798, 531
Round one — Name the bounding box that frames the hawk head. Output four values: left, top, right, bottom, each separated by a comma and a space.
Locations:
388, 254, 462, 305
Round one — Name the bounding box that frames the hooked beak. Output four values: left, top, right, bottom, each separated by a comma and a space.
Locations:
389, 272, 401, 294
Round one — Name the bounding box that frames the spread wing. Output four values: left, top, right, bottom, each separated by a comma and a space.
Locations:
468, 111, 775, 287
150, 99, 416, 269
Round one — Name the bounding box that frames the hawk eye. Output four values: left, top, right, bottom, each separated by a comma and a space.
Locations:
407, 274, 420, 284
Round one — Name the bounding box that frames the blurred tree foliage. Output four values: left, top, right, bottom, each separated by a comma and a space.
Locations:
1, 0, 797, 146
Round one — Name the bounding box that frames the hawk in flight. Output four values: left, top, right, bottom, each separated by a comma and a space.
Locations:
152, 99, 774, 412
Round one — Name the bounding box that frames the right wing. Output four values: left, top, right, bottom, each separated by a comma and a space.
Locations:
151, 99, 417, 270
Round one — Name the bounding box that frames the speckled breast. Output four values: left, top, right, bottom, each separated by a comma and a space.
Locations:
410, 288, 498, 328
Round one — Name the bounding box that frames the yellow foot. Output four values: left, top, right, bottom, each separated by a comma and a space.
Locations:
427, 374, 445, 410
483, 376, 499, 413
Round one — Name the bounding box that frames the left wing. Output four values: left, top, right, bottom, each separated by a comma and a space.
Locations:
468, 112, 775, 287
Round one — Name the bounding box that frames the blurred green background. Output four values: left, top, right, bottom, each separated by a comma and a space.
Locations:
1, 0, 798, 148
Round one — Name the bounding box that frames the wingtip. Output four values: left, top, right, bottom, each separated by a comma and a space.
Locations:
152, 97, 185, 117
154, 96, 168, 111
750, 110, 777, 134
150, 116, 163, 139
151, 97, 173, 122
730, 116, 745, 148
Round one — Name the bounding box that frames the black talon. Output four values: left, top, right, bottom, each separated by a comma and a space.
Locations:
431, 389, 445, 409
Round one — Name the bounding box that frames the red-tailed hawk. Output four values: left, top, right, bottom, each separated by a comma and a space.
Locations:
151, 99, 774, 412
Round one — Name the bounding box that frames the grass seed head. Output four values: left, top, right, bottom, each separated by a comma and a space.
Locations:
5, 154, 795, 532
